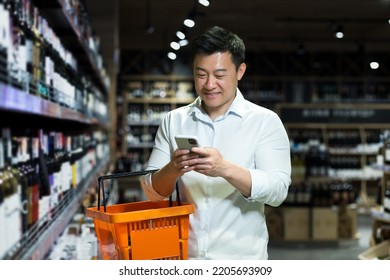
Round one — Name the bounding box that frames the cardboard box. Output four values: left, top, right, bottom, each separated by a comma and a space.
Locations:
358, 240, 390, 260
265, 206, 283, 239
338, 204, 357, 239
312, 207, 338, 240
283, 207, 310, 240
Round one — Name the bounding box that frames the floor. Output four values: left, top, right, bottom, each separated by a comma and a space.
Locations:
267, 214, 373, 260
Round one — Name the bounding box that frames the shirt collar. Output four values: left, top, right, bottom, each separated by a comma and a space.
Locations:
189, 88, 246, 119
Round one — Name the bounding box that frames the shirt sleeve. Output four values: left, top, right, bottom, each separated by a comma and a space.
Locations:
139, 115, 173, 202
140, 172, 167, 202
245, 113, 292, 206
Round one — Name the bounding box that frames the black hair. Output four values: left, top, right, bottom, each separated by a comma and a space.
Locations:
190, 26, 245, 69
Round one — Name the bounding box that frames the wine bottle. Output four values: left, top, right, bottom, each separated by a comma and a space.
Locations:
0, 135, 6, 258
0, 3, 8, 83
384, 140, 390, 166
384, 181, 390, 213
49, 131, 61, 210
37, 129, 51, 223
61, 134, 72, 196
23, 135, 39, 229
2, 128, 22, 254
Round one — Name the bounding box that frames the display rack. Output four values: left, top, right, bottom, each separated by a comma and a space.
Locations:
276, 103, 390, 212
119, 75, 195, 171
0, 83, 110, 260
0, 0, 111, 260
0, 83, 105, 125
9, 157, 108, 260
34, 0, 110, 95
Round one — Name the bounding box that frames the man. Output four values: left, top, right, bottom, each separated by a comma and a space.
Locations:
140, 26, 291, 259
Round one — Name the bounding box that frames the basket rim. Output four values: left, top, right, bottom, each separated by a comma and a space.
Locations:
85, 200, 195, 224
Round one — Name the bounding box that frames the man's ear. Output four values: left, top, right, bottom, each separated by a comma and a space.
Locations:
237, 63, 246, 81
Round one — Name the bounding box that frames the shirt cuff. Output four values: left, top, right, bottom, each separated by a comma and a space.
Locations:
246, 169, 268, 202
140, 172, 167, 202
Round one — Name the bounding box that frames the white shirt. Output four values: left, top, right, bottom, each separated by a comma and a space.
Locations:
141, 89, 291, 260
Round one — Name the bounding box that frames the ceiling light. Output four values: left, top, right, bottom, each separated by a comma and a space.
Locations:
198, 0, 210, 6
335, 31, 344, 39
370, 61, 379, 69
176, 31, 185, 40
170, 41, 180, 50
184, 19, 195, 28
179, 39, 189, 46
168, 52, 177, 60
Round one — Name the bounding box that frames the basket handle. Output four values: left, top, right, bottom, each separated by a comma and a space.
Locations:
169, 181, 181, 207
97, 170, 158, 212
97, 169, 181, 212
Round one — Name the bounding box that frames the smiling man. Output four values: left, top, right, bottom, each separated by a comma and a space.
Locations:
140, 26, 291, 260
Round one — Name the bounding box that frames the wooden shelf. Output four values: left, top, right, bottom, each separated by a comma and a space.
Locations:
119, 75, 195, 167
371, 207, 390, 223
126, 97, 195, 104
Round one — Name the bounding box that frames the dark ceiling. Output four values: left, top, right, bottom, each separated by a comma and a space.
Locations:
84, 0, 390, 75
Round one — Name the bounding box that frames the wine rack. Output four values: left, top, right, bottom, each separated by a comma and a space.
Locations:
0, 0, 111, 259
277, 103, 390, 213
118, 75, 195, 172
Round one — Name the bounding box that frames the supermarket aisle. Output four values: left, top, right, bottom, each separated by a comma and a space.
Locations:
267, 214, 372, 260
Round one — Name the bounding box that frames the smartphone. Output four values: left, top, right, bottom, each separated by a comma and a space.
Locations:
175, 135, 201, 151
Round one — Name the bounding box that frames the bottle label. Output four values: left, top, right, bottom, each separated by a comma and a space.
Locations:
384, 197, 390, 212
385, 149, 390, 163
377, 154, 384, 166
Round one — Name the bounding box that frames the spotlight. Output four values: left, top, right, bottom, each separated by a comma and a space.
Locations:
184, 19, 195, 28
170, 41, 180, 50
370, 61, 379, 70
168, 52, 177, 60
179, 39, 189, 46
198, 0, 210, 6
335, 31, 344, 39
176, 31, 185, 40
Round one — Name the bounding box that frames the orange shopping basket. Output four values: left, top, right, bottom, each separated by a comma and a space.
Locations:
85, 170, 195, 260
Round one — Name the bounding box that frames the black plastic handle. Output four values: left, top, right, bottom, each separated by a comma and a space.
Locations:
96, 169, 181, 212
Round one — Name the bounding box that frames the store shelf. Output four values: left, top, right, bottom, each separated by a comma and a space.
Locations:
127, 143, 154, 149
34, 0, 109, 95
0, 83, 106, 125
371, 208, 390, 223
0, 1, 112, 261
119, 75, 195, 170
127, 120, 161, 126
121, 74, 193, 81
3, 154, 109, 260
126, 97, 195, 104
371, 164, 390, 173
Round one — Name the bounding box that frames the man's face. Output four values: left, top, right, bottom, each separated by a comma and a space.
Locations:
193, 51, 246, 119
